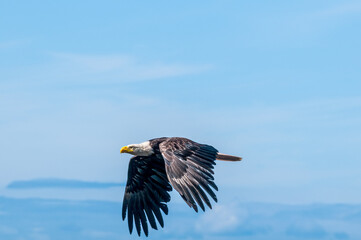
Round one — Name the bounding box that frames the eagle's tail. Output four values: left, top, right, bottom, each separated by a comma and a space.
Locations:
216, 153, 242, 162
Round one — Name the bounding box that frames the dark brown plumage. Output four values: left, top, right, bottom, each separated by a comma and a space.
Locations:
121, 137, 242, 237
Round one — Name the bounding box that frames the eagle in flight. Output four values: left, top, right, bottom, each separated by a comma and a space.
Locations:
120, 137, 242, 236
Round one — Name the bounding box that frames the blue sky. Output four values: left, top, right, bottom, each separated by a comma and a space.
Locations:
1, 0, 361, 239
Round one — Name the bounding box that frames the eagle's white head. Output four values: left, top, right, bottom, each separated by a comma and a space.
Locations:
120, 141, 154, 157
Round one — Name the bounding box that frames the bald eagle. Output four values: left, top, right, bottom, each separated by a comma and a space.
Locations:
120, 137, 242, 236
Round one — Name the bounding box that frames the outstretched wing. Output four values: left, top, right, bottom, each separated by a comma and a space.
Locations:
122, 155, 172, 237
159, 137, 218, 212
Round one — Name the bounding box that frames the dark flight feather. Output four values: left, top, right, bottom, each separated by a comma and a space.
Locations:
159, 137, 219, 212
122, 137, 242, 236
122, 155, 172, 236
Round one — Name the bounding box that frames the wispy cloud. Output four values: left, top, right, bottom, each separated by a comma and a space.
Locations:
196, 204, 244, 233
51, 52, 211, 80
51, 53, 135, 72
253, 1, 361, 46
286, 224, 327, 238
7, 178, 124, 189
0, 39, 30, 50
314, 1, 361, 18
290, 1, 361, 36
1, 52, 211, 88
30, 227, 50, 240
82, 230, 116, 239
4, 52, 211, 85
0, 225, 17, 235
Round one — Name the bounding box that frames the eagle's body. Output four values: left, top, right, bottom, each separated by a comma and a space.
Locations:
120, 137, 242, 236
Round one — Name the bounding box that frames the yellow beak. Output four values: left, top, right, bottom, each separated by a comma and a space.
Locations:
120, 146, 132, 154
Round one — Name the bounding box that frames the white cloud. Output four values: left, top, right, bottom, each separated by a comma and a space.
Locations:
53, 52, 211, 79
30, 232, 50, 240
0, 39, 30, 49
314, 1, 361, 17
51, 53, 134, 72
22, 52, 212, 84
254, 1, 361, 45
82, 230, 115, 239
0, 225, 17, 235
195, 204, 246, 233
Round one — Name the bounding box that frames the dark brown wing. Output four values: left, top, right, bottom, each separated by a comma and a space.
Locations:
159, 137, 218, 212
122, 155, 172, 237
